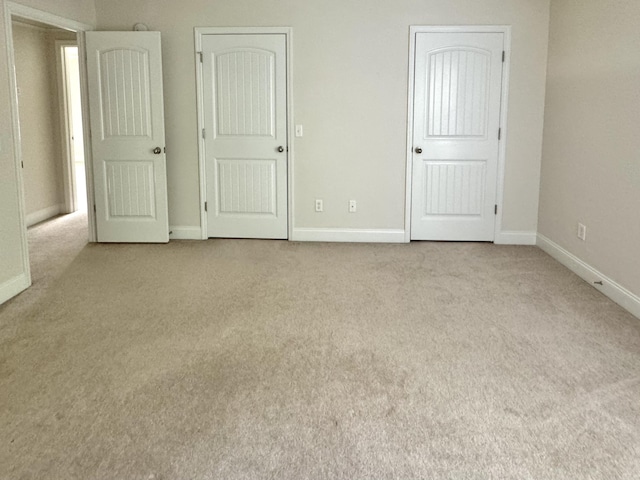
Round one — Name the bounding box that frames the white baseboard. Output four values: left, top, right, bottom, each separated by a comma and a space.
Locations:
0, 273, 30, 306
292, 228, 406, 243
169, 226, 202, 240
25, 204, 63, 227
495, 230, 538, 245
537, 234, 640, 319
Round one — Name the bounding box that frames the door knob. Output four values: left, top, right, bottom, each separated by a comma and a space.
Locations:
153, 147, 162, 155
277, 146, 285, 153
415, 147, 423, 154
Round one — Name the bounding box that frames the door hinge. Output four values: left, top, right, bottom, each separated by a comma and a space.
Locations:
502, 51, 506, 63
202, 128, 206, 139
494, 205, 498, 215
21, 161, 24, 168
498, 128, 502, 140
204, 201, 208, 212
198, 51, 203, 63
93, 204, 97, 213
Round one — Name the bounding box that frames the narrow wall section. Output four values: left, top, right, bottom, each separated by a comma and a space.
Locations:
539, 1, 640, 302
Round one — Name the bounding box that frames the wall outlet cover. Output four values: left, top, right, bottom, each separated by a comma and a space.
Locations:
577, 223, 587, 241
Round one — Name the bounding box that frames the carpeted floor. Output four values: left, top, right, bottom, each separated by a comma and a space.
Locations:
1, 213, 639, 480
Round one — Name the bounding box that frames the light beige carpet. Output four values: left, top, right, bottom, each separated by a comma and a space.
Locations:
1, 212, 640, 479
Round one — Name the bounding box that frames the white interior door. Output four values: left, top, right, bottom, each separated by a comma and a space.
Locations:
411, 32, 504, 241
86, 32, 169, 243
202, 34, 288, 239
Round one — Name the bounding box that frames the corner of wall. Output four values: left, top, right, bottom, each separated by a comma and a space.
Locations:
537, 234, 640, 320
0, 272, 30, 305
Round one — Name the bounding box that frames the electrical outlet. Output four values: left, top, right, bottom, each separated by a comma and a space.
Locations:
295, 125, 304, 137
577, 223, 587, 241
349, 200, 357, 213
315, 199, 323, 212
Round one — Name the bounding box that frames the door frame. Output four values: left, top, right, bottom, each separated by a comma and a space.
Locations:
194, 27, 294, 240
3, 2, 97, 287
404, 25, 511, 243
55, 40, 82, 214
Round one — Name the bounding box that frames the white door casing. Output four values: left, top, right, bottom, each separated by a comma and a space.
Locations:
86, 32, 169, 243
410, 31, 505, 241
2, 2, 96, 305
202, 34, 288, 239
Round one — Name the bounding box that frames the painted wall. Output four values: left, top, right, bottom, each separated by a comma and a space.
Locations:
94, 0, 550, 237
13, 22, 64, 225
539, 1, 640, 296
0, 0, 95, 301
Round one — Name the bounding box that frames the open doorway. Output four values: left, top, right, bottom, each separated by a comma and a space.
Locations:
57, 42, 87, 213
10, 18, 89, 284
1, 2, 95, 303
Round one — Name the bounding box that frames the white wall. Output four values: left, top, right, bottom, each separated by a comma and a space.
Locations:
0, 0, 95, 303
13, 22, 64, 225
539, 1, 640, 297
94, 0, 550, 238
